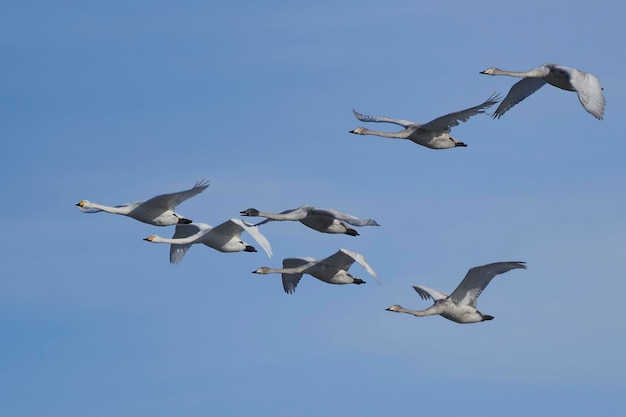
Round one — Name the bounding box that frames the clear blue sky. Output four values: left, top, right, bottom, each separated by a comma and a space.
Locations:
2, 1, 625, 416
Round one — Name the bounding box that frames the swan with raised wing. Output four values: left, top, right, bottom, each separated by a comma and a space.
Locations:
480, 64, 605, 119
386, 261, 526, 324
253, 248, 379, 294
76, 179, 210, 226
144, 218, 272, 264
240, 205, 379, 236
349, 93, 500, 149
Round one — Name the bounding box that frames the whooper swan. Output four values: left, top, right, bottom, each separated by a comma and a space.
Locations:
240, 205, 379, 236
144, 218, 272, 264
253, 248, 379, 294
480, 64, 605, 120
349, 93, 500, 149
386, 261, 526, 324
76, 179, 210, 226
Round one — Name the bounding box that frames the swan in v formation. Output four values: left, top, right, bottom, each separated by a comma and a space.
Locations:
349, 93, 501, 149
240, 206, 379, 236
144, 218, 272, 264
253, 248, 379, 294
76, 179, 210, 226
386, 261, 526, 324
480, 64, 605, 120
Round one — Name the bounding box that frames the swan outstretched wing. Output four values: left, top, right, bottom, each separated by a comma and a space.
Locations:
352, 110, 417, 128
212, 218, 272, 257
420, 93, 501, 132
238, 219, 273, 257
319, 249, 380, 284
142, 179, 210, 210
449, 261, 526, 307
168, 223, 209, 264
412, 285, 449, 302
310, 207, 380, 227
566, 68, 605, 120
492, 78, 547, 119
281, 258, 314, 294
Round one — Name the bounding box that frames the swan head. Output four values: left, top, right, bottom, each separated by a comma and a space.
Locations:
75, 200, 88, 207
349, 127, 367, 135
385, 304, 403, 312
252, 267, 271, 274
143, 235, 157, 242
240, 208, 260, 217
479, 67, 499, 75
244, 244, 257, 253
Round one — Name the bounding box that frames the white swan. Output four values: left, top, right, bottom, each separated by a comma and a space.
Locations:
386, 261, 526, 324
76, 179, 210, 226
240, 206, 379, 236
144, 218, 272, 264
480, 64, 605, 120
253, 248, 380, 294
349, 93, 500, 149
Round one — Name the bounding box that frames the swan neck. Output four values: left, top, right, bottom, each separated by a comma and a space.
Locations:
90, 202, 132, 215
396, 306, 436, 317
259, 212, 291, 220
490, 68, 543, 78
153, 235, 196, 245
359, 128, 410, 139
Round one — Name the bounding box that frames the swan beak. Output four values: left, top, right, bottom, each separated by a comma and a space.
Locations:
143, 236, 155, 242
385, 307, 392, 311
75, 201, 84, 207
348, 129, 357, 134
479, 70, 486, 74
455, 142, 468, 147
244, 245, 257, 253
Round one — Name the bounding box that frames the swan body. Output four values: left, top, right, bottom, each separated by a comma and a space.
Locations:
253, 248, 380, 294
144, 218, 272, 264
480, 64, 605, 119
386, 261, 526, 324
349, 93, 500, 149
240, 205, 379, 236
76, 179, 210, 226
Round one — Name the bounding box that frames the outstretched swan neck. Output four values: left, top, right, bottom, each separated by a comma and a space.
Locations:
77, 201, 133, 215
240, 209, 291, 221
385, 305, 435, 317
253, 267, 277, 274
144, 234, 196, 245
480, 67, 548, 78
253, 264, 311, 275
349, 127, 411, 139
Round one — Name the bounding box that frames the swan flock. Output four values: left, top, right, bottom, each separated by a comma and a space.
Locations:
77, 61, 604, 324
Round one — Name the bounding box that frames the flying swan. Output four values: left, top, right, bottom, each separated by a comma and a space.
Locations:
480, 64, 605, 120
144, 218, 272, 264
76, 179, 210, 226
349, 93, 500, 149
386, 261, 526, 324
240, 205, 379, 236
253, 248, 380, 294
